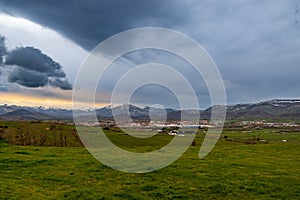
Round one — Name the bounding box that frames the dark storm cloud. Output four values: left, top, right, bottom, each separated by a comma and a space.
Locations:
0, 0, 191, 50
0, 37, 72, 90
4, 46, 72, 90
5, 47, 65, 77
6, 64, 72, 90
0, 35, 7, 65
49, 78, 72, 90
8, 67, 48, 88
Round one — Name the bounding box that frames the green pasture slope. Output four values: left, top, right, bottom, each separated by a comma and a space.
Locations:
0, 123, 299, 199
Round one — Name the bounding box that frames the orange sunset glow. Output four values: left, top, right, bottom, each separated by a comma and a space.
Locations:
0, 92, 108, 109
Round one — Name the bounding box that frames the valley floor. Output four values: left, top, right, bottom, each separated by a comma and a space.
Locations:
0, 127, 299, 199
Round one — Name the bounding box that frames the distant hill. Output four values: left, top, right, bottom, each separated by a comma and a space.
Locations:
70, 99, 300, 121
0, 99, 300, 121
96, 104, 176, 121
167, 110, 200, 120
202, 99, 300, 120
0, 109, 53, 121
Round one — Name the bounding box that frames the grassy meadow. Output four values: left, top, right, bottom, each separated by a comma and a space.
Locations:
0, 122, 299, 199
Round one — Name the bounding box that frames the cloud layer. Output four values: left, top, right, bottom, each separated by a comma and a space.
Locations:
0, 0, 191, 50
0, 1, 299, 106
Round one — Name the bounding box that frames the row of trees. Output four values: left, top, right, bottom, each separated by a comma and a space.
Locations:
0, 123, 83, 147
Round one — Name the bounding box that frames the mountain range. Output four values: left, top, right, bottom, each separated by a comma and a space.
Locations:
0, 99, 299, 121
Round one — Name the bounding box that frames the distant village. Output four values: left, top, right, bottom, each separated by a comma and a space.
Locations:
74, 119, 300, 136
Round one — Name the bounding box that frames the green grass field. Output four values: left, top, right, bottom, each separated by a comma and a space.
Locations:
0, 122, 299, 199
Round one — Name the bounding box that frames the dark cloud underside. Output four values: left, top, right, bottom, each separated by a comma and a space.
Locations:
49, 78, 72, 90
8, 67, 48, 88
0, 0, 191, 50
5, 47, 65, 77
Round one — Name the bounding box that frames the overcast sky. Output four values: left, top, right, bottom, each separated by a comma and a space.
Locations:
0, 0, 299, 109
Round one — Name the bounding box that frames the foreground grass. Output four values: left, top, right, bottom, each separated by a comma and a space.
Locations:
0, 129, 299, 199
